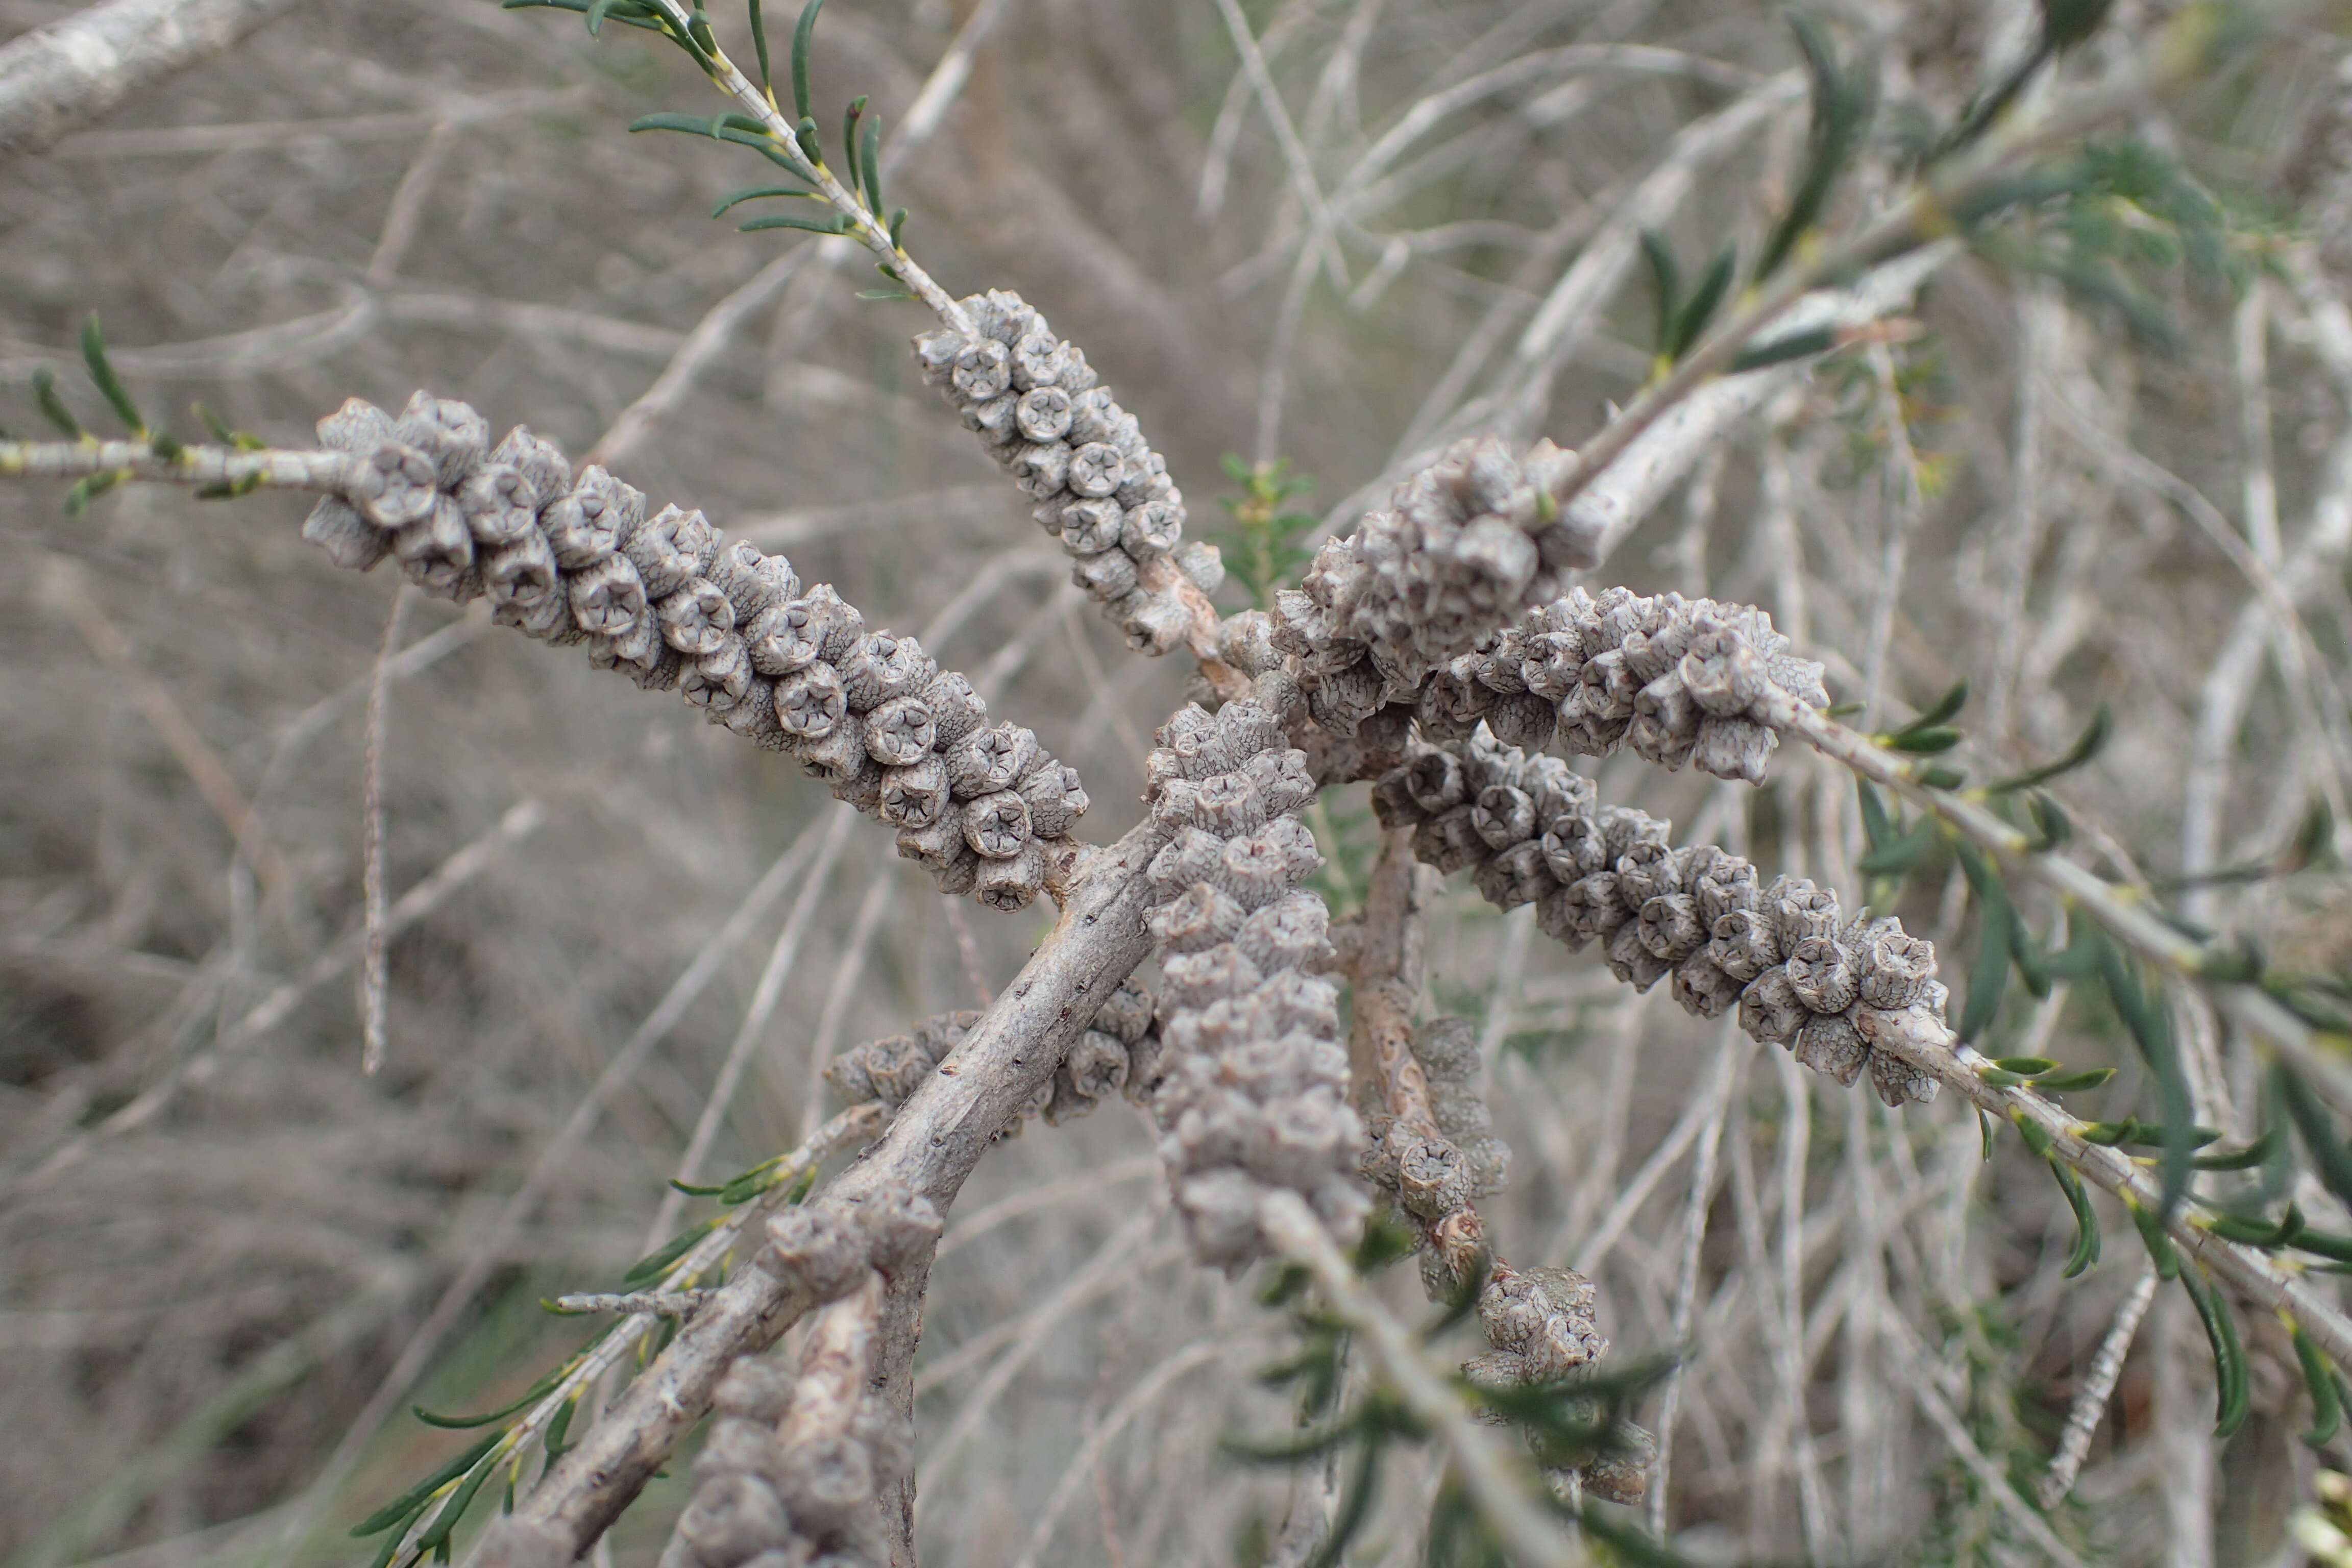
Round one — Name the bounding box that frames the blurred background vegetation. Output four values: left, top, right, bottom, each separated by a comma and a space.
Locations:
2, 0, 2349, 1563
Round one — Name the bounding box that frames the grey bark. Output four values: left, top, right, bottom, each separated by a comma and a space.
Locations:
0, 0, 313, 161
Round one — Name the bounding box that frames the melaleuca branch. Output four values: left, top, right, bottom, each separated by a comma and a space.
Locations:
1858, 1002, 2352, 1371
355, 1107, 882, 1568
1337, 832, 1650, 1505
504, 0, 967, 328
3, 388, 1091, 912
1774, 693, 2352, 1121
479, 814, 1175, 1566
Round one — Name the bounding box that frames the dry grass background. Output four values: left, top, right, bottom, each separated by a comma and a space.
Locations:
1, 1, 2348, 1564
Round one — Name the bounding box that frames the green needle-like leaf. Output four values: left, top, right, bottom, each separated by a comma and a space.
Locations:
352, 1432, 504, 1537
710, 183, 818, 218
2281, 1065, 2352, 1212
2030, 1065, 2116, 1092
2048, 1153, 2100, 1277
2127, 1196, 2179, 1279
2177, 1265, 2248, 1438
1669, 242, 1735, 360
1986, 702, 2112, 794
747, 0, 772, 89
840, 94, 866, 197
739, 210, 849, 235
32, 368, 84, 439
79, 315, 144, 434
414, 1444, 504, 1554
790, 0, 822, 122
2294, 1326, 2343, 1447
1638, 229, 1680, 359
859, 109, 883, 216
1957, 848, 2013, 1044
2193, 1124, 2281, 1171
1893, 678, 1969, 736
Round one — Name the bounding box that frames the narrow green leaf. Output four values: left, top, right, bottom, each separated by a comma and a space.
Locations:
364, 1499, 431, 1568
747, 0, 772, 89
794, 115, 821, 164
888, 207, 908, 250
32, 367, 83, 439
2127, 1196, 2179, 1279
2032, 1066, 2117, 1092
2295, 1326, 2344, 1447
1978, 1107, 1994, 1162
1886, 724, 1963, 753
1992, 1056, 2060, 1076
739, 210, 849, 235
2012, 1111, 2054, 1159
2095, 933, 2193, 1222
622, 1219, 716, 1288
2295, 1228, 2352, 1264
1918, 763, 1968, 790
149, 430, 182, 460
2281, 1065, 2352, 1213
1755, 12, 1875, 281
1730, 328, 1839, 374
1857, 780, 1895, 851
1219, 1412, 1368, 1463
63, 470, 120, 515
414, 1444, 504, 1553
544, 1393, 580, 1459
584, 0, 622, 35
2193, 1124, 2281, 1171
858, 109, 883, 216
1638, 229, 1680, 359
351, 1431, 503, 1537
1669, 242, 1736, 361
710, 183, 817, 217
1898, 678, 1970, 735
1957, 848, 2013, 1044
2048, 1153, 2099, 1277
79, 315, 145, 434
2200, 1202, 2297, 1246
790, 0, 822, 122
630, 112, 781, 148
1986, 702, 2112, 794
2025, 791, 2072, 849
2177, 1265, 2249, 1439
411, 1362, 567, 1428
840, 95, 867, 197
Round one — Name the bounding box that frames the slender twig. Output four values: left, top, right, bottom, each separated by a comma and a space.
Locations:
1856, 1003, 2352, 1368
1545, 10, 2230, 521
1768, 691, 2352, 1117
359, 585, 412, 1077
1257, 1189, 1589, 1568
2037, 1267, 2160, 1509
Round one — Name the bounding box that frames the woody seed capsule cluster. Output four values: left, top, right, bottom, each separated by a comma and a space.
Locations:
1374, 728, 1943, 1107
296, 392, 1086, 911
665, 1276, 912, 1568
913, 290, 1223, 655
1267, 434, 1596, 738
1142, 695, 1367, 1269
1408, 586, 1830, 786
824, 981, 1158, 1131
